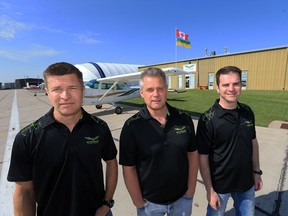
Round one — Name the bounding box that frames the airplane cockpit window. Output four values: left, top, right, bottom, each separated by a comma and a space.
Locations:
116, 83, 126, 90
100, 83, 112, 89
85, 80, 127, 90
85, 80, 99, 89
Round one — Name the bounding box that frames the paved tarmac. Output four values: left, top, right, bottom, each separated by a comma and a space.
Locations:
0, 89, 287, 216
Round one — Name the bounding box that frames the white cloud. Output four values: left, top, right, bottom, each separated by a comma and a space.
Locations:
34, 25, 64, 34
0, 45, 63, 61
0, 15, 96, 43
0, 3, 101, 44
0, 15, 31, 39
0, 2, 11, 10
73, 32, 102, 44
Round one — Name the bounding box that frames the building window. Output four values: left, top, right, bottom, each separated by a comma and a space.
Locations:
242, 70, 248, 90
178, 75, 183, 89
167, 76, 172, 89
208, 73, 214, 89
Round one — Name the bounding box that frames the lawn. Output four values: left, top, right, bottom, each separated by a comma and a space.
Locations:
120, 90, 288, 127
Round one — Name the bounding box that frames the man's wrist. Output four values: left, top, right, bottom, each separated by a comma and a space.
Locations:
103, 199, 115, 208
253, 170, 263, 175
134, 199, 147, 208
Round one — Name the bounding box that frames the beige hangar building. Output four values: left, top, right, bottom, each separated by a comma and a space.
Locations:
140, 45, 288, 91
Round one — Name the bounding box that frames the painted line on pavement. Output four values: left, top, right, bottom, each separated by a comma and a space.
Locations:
0, 91, 19, 215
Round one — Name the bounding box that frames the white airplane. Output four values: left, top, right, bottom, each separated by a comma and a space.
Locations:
23, 82, 47, 96
83, 67, 189, 114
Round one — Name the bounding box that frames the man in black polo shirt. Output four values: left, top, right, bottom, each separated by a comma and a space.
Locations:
7, 62, 118, 216
119, 67, 198, 216
196, 66, 263, 216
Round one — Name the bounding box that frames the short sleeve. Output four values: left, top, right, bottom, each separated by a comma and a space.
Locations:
119, 122, 138, 166
101, 124, 118, 161
196, 116, 213, 155
7, 132, 33, 182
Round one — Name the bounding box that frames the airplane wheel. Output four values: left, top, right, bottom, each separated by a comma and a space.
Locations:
115, 106, 122, 115
96, 105, 102, 109
34, 93, 37, 96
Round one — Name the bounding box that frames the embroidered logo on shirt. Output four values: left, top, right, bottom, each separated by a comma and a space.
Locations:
21, 121, 42, 136
84, 136, 99, 144
174, 126, 187, 134
202, 109, 215, 124
244, 120, 253, 127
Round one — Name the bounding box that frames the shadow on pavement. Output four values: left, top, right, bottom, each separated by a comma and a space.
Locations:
225, 190, 288, 216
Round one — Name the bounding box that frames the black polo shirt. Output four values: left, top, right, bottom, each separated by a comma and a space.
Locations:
196, 99, 256, 194
8, 108, 117, 216
119, 103, 197, 204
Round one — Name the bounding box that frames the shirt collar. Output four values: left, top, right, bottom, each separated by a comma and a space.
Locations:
139, 103, 173, 120
213, 99, 242, 118
42, 107, 91, 128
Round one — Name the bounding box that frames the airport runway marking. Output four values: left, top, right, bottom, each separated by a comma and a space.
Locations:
0, 90, 19, 215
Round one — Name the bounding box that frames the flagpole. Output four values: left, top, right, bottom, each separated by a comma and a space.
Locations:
175, 28, 178, 68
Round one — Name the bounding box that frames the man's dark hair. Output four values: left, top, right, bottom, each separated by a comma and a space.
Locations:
43, 62, 84, 88
216, 66, 242, 86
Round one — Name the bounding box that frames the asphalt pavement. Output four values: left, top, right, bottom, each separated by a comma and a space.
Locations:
0, 89, 287, 216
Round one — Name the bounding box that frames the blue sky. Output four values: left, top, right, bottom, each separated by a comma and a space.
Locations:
0, 0, 287, 82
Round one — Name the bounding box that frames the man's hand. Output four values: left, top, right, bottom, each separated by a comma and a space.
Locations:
207, 190, 221, 210
254, 175, 263, 191
95, 205, 110, 216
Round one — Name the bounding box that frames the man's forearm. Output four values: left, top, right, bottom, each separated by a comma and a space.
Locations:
122, 166, 145, 207
13, 186, 36, 216
187, 151, 199, 196
199, 154, 214, 193
105, 159, 118, 200
252, 138, 261, 171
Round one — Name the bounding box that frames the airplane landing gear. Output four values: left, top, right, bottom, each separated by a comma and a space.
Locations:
114, 106, 122, 115
96, 105, 102, 109
94, 104, 123, 114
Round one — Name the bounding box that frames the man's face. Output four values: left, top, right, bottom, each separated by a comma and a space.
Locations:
216, 72, 241, 108
45, 73, 84, 119
140, 76, 168, 112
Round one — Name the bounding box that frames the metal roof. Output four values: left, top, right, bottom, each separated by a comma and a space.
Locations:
146, 45, 288, 66
75, 62, 143, 82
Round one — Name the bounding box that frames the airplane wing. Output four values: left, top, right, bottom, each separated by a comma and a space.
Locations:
96, 67, 189, 84
97, 72, 141, 83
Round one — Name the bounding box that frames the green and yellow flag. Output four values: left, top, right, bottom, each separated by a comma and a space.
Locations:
176, 29, 191, 48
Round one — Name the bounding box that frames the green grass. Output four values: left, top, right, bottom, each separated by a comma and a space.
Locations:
119, 90, 288, 127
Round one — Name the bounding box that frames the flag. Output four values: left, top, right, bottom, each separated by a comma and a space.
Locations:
176, 29, 191, 48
